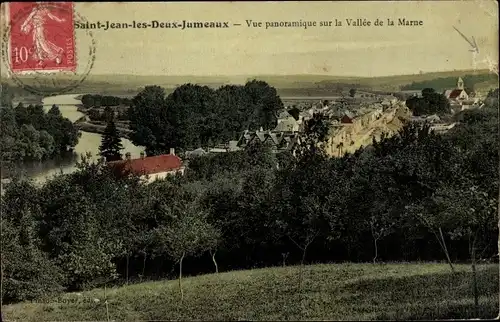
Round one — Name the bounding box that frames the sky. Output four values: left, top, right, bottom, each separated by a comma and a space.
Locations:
1, 0, 498, 77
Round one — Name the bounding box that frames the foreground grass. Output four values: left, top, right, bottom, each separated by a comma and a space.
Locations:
3, 263, 498, 321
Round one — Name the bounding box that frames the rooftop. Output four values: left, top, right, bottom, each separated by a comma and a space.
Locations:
108, 154, 183, 176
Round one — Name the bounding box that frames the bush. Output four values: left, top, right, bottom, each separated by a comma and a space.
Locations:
1, 218, 64, 303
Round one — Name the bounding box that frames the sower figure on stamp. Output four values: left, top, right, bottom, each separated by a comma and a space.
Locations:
20, 2, 66, 66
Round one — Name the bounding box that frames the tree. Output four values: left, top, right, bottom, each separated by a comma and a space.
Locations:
421, 87, 436, 98
406, 88, 451, 116
433, 181, 497, 317
244, 79, 283, 131
349, 88, 357, 97
99, 120, 123, 162
154, 200, 220, 301
128, 86, 175, 155
43, 114, 81, 152
166, 84, 217, 149
1, 82, 14, 108
103, 106, 114, 122
272, 124, 333, 295
48, 104, 61, 116
37, 171, 121, 290
1, 179, 64, 303
294, 112, 331, 159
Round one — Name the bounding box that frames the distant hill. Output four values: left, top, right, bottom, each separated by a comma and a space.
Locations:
2, 69, 497, 98
401, 73, 498, 92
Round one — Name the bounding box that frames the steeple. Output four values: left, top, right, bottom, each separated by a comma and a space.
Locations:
457, 77, 464, 90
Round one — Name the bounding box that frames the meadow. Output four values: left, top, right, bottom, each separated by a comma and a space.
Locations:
2, 263, 498, 321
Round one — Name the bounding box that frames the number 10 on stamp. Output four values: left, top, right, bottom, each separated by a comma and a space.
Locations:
8, 2, 76, 73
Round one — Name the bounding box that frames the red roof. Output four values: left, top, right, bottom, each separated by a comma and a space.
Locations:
448, 89, 465, 99
108, 154, 183, 176
341, 115, 353, 124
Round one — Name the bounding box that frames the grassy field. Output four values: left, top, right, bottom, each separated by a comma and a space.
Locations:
2, 263, 498, 321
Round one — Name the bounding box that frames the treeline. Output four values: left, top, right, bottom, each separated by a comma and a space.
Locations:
88, 106, 128, 122
2, 98, 498, 304
0, 82, 40, 106
0, 103, 81, 163
400, 73, 495, 91
405, 88, 451, 116
127, 80, 283, 155
81, 94, 133, 108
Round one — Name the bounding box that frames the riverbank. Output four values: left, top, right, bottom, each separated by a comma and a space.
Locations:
76, 121, 133, 139
75, 103, 132, 139
8, 94, 145, 184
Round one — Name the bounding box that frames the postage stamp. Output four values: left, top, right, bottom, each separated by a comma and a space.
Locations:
1, 1, 96, 95
8, 2, 76, 73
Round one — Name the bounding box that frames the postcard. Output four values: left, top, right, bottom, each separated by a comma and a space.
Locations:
1, 1, 499, 321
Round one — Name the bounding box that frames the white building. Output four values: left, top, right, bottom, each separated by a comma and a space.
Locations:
108, 149, 185, 183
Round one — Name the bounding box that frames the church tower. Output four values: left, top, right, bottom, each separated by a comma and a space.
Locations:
457, 77, 464, 90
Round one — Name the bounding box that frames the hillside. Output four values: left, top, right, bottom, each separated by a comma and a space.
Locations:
2, 263, 497, 321
2, 69, 495, 98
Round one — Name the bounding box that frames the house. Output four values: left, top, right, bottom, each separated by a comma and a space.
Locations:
398, 90, 423, 98
274, 116, 300, 132
278, 110, 292, 119
430, 122, 457, 134
236, 129, 301, 153
185, 147, 207, 159
410, 114, 441, 123
340, 111, 355, 124
108, 149, 185, 183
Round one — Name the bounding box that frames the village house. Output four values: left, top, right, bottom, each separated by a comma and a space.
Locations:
430, 122, 457, 134
236, 129, 301, 154
108, 149, 185, 183
184, 147, 208, 159
411, 114, 441, 123
275, 115, 301, 132
398, 90, 424, 99
340, 111, 355, 124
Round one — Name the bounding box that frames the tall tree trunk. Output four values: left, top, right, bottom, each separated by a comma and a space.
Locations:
417, 215, 455, 272
126, 253, 129, 285
104, 284, 110, 321
282, 253, 289, 267
373, 238, 379, 264
179, 252, 185, 302
298, 246, 308, 294
438, 227, 455, 273
141, 251, 147, 281
471, 236, 479, 317
371, 223, 378, 264
210, 249, 218, 274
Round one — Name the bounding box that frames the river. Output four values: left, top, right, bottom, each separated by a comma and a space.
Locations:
12, 94, 144, 184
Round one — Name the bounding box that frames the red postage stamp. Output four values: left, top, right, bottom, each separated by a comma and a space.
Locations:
8, 2, 76, 73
